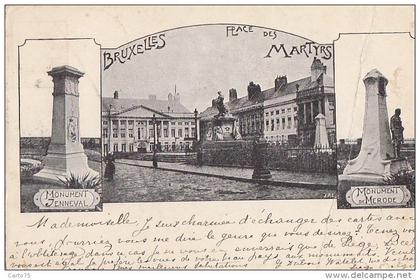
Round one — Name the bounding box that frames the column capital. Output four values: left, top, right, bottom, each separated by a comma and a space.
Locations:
48, 65, 84, 96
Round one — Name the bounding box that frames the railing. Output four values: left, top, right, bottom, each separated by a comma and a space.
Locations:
199, 140, 337, 174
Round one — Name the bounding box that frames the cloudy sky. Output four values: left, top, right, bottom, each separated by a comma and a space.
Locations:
20, 39, 100, 137
335, 33, 414, 139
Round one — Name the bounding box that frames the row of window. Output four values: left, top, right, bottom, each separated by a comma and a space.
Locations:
103, 120, 195, 126
103, 127, 196, 139
265, 106, 297, 117
265, 135, 293, 142
103, 142, 192, 153
265, 116, 298, 131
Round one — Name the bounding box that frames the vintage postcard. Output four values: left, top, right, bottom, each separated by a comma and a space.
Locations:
4, 5, 415, 272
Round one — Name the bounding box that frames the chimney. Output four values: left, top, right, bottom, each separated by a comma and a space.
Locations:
148, 94, 157, 100
247, 81, 262, 100
113, 90, 119, 99
274, 75, 287, 91
174, 92, 180, 103
311, 57, 327, 82
229, 88, 237, 102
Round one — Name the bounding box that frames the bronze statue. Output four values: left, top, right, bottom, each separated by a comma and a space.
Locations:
390, 108, 404, 158
213, 91, 228, 118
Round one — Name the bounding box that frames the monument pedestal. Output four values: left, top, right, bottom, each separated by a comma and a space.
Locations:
252, 137, 272, 180
34, 146, 98, 184
34, 65, 98, 184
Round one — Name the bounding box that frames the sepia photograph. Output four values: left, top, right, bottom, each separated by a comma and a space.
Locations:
18, 39, 102, 212
335, 33, 415, 209
101, 24, 337, 203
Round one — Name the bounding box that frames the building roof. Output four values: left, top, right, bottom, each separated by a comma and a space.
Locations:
102, 97, 193, 118
200, 74, 333, 119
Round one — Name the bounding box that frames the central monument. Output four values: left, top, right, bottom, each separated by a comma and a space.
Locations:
203, 91, 241, 141
34, 65, 99, 183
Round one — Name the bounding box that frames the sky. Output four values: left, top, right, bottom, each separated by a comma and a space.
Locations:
335, 33, 414, 140
20, 39, 101, 138
102, 24, 333, 113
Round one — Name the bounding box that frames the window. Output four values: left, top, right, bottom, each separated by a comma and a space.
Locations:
192, 127, 196, 137
149, 129, 153, 138
265, 112, 269, 117
270, 111, 274, 116
137, 128, 142, 139
265, 120, 269, 131
178, 129, 183, 138
121, 144, 126, 152
287, 108, 292, 113
103, 121, 108, 125
171, 122, 176, 125
112, 120, 118, 125
103, 128, 108, 138
113, 128, 118, 138
276, 119, 280, 130
128, 120, 134, 125
281, 109, 285, 114
128, 129, 133, 138
113, 143, 118, 152
287, 116, 292, 128
294, 116, 298, 128
276, 110, 279, 115
185, 128, 189, 137
271, 120, 274, 131
294, 107, 298, 112
282, 118, 286, 129
164, 128, 168, 138
120, 128, 126, 138
171, 129, 176, 137
129, 143, 134, 152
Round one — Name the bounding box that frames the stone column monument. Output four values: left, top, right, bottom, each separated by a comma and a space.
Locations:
341, 69, 411, 182
314, 113, 330, 149
34, 65, 99, 183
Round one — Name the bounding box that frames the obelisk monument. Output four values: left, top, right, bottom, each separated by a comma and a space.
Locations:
34, 65, 99, 183
314, 113, 330, 149
341, 69, 411, 182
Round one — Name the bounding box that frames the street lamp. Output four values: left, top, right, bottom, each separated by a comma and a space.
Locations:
194, 108, 199, 141
152, 113, 158, 168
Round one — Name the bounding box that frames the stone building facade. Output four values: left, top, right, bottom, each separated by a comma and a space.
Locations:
296, 57, 336, 146
200, 57, 335, 146
102, 91, 196, 155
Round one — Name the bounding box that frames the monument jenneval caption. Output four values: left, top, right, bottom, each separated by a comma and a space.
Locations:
101, 24, 338, 203
19, 39, 102, 213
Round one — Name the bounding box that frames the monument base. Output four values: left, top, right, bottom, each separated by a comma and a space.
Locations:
338, 157, 413, 209
33, 151, 99, 184
342, 157, 412, 183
